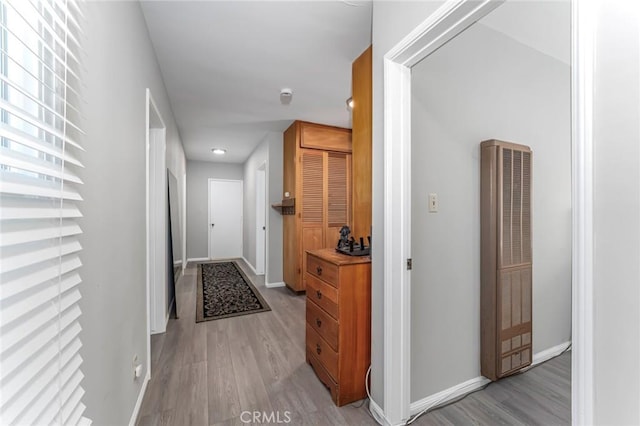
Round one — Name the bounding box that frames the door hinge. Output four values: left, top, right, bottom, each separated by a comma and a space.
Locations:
407, 258, 412, 270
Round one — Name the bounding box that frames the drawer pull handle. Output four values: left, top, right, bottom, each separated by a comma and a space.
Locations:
316, 290, 322, 299
316, 318, 322, 327
316, 344, 321, 355
316, 266, 323, 275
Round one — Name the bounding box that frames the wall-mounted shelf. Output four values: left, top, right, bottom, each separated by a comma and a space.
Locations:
272, 198, 295, 215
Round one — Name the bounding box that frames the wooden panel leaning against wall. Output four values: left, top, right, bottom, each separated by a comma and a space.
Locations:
282, 120, 352, 292
351, 45, 373, 242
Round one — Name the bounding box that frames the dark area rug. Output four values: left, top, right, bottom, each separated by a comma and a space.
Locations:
196, 261, 270, 322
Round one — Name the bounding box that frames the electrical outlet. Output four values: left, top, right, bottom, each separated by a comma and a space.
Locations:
428, 193, 438, 213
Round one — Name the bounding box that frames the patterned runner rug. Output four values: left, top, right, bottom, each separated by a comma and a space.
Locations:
196, 261, 271, 322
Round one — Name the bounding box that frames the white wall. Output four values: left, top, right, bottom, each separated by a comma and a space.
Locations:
242, 132, 284, 284
410, 20, 571, 401
186, 160, 244, 259
371, 0, 444, 408
592, 2, 640, 424
78, 2, 186, 424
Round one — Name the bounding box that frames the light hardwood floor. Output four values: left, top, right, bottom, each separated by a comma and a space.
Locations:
136, 260, 570, 426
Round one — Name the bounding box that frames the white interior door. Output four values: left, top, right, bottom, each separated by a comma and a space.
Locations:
209, 179, 243, 259
256, 167, 266, 275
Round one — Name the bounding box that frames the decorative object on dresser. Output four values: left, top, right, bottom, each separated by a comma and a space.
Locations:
305, 248, 371, 406
282, 120, 352, 292
335, 225, 370, 257
480, 139, 533, 380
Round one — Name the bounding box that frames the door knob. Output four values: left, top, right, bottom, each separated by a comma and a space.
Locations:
211, 223, 215, 227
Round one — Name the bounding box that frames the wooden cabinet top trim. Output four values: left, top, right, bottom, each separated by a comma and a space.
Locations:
297, 120, 352, 153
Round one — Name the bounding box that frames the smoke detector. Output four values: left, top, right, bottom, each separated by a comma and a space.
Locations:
280, 88, 293, 105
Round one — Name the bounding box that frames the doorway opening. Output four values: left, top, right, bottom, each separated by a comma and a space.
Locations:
256, 163, 267, 276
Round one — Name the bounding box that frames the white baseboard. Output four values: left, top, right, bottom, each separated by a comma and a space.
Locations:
265, 281, 285, 289
129, 370, 150, 426
369, 398, 398, 426
533, 341, 571, 366
241, 256, 260, 275
187, 257, 209, 264
409, 376, 491, 416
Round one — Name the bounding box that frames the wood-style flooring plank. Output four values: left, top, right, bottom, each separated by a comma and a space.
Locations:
172, 361, 208, 426
207, 326, 241, 424
228, 315, 274, 415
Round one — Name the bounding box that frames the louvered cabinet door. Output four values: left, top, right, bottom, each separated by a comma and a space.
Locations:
326, 152, 351, 247
301, 150, 325, 290
481, 140, 532, 381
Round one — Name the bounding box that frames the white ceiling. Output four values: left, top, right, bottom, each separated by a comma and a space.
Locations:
140, 1, 372, 163
479, 0, 570, 65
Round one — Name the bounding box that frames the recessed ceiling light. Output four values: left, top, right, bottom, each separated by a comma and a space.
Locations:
211, 148, 226, 155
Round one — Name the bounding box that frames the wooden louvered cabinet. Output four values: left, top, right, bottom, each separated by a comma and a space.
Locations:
283, 121, 352, 292
480, 139, 533, 381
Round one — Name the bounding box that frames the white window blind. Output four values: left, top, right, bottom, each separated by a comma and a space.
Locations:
0, 0, 90, 424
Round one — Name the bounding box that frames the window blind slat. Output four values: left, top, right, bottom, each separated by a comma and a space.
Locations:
1, 293, 82, 390
0, 147, 84, 184
2, 2, 83, 79
0, 74, 85, 134
0, 280, 81, 355
0, 170, 83, 200
0, 46, 84, 113
2, 323, 82, 425
1, 257, 78, 299
0, 303, 81, 378
1, 341, 60, 423
0, 100, 83, 150
0, 123, 84, 167
0, 237, 81, 273
0, 20, 82, 87
0, 219, 82, 247
25, 0, 85, 57
0, 196, 82, 220
61, 371, 85, 424
64, 393, 86, 426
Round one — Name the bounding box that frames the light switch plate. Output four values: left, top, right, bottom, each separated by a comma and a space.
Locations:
428, 193, 438, 213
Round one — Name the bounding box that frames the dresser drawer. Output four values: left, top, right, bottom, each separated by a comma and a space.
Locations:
306, 324, 338, 381
306, 273, 338, 319
306, 300, 339, 351
307, 254, 339, 287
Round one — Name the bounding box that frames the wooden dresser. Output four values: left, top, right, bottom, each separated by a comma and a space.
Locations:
304, 248, 371, 406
